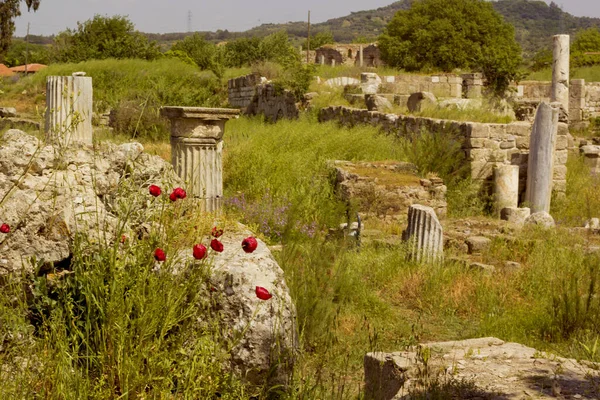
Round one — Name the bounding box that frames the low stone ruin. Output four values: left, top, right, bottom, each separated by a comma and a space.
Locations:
0, 129, 297, 385
364, 337, 599, 399
228, 73, 300, 122
332, 160, 447, 220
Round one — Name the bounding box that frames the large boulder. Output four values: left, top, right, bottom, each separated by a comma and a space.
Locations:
0, 129, 178, 274
0, 130, 298, 385
176, 229, 298, 386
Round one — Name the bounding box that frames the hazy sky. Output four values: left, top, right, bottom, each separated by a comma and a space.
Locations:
13, 0, 600, 37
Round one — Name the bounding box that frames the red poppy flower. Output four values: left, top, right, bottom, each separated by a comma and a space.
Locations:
211, 226, 224, 238
0, 224, 9, 234
255, 286, 272, 301
120, 234, 127, 243
149, 185, 161, 197
242, 236, 258, 253
154, 248, 166, 262
210, 239, 224, 253
193, 243, 207, 260
169, 187, 187, 201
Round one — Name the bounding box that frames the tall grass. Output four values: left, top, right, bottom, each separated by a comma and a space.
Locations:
0, 154, 251, 398
224, 116, 404, 241
0, 59, 226, 140
527, 65, 600, 82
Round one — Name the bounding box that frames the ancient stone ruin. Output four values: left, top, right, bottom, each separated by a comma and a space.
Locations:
402, 204, 444, 264
46, 73, 93, 146
364, 337, 599, 399
227, 73, 299, 122
160, 106, 240, 212
332, 160, 447, 220
525, 102, 560, 214
318, 106, 571, 201
0, 128, 296, 385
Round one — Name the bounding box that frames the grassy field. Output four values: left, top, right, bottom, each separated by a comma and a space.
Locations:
2, 58, 600, 397
221, 116, 600, 398
526, 65, 600, 82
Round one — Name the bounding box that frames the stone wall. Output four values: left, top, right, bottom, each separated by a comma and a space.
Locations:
383, 74, 463, 98
314, 44, 384, 67
228, 73, 262, 109
319, 106, 569, 198
245, 84, 299, 123
228, 74, 299, 122
516, 79, 600, 122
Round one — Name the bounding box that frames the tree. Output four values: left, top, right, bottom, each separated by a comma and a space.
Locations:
3, 39, 50, 67
571, 28, 600, 67
302, 31, 334, 50
170, 33, 221, 74
0, 0, 41, 60
378, 0, 522, 95
54, 15, 160, 62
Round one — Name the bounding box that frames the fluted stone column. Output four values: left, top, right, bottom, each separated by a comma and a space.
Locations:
525, 102, 559, 213
161, 107, 240, 212
45, 73, 93, 145
551, 35, 570, 117
402, 204, 443, 264
494, 164, 519, 216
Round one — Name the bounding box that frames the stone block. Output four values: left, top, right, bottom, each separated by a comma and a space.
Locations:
500, 141, 516, 150
506, 122, 531, 137
553, 180, 567, 193
466, 148, 491, 161
467, 123, 490, 139
500, 207, 530, 225
555, 149, 568, 165
516, 137, 530, 149
557, 122, 569, 136
553, 165, 567, 180
555, 135, 568, 150
471, 160, 494, 180
466, 236, 492, 255
488, 124, 506, 140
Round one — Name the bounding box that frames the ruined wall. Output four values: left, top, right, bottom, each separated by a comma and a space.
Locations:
361, 45, 383, 67
228, 73, 262, 109
315, 47, 347, 66
228, 74, 299, 122
384, 74, 463, 98
245, 84, 299, 123
516, 79, 600, 121
318, 106, 569, 198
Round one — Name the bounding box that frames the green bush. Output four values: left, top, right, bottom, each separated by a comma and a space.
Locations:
54, 15, 160, 63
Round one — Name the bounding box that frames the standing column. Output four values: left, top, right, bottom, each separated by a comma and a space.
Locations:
45, 73, 93, 146
494, 165, 519, 216
551, 34, 570, 117
161, 107, 240, 212
359, 45, 364, 67
525, 102, 559, 213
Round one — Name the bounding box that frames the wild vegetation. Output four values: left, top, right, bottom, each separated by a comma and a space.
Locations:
2, 0, 600, 398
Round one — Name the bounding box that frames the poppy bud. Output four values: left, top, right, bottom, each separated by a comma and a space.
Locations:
193, 243, 207, 260
255, 286, 272, 301
154, 248, 166, 262
0, 224, 9, 234
148, 185, 161, 197
210, 239, 224, 253
211, 226, 224, 238
242, 236, 258, 253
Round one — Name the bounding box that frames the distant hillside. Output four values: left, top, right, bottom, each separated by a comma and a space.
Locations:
19, 0, 600, 58
493, 0, 600, 56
